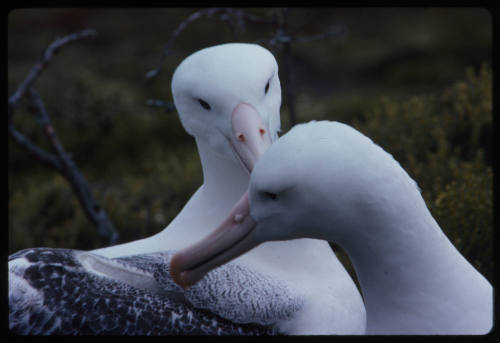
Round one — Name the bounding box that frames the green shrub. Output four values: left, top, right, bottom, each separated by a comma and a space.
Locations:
8, 146, 202, 252
347, 64, 493, 282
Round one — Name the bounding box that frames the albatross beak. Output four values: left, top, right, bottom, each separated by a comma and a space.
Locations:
170, 191, 259, 288
169, 103, 271, 288
230, 103, 272, 173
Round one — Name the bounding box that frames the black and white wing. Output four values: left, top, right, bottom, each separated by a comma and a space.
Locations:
8, 248, 274, 335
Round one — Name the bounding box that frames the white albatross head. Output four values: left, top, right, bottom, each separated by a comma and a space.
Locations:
170, 120, 493, 335
169, 120, 421, 287
171, 43, 281, 173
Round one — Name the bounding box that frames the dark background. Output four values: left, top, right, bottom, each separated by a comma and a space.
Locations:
8, 8, 493, 283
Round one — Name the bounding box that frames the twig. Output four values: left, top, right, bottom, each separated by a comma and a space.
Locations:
145, 8, 277, 79
255, 24, 347, 47
145, 8, 221, 79
148, 8, 347, 127
26, 88, 119, 245
279, 9, 297, 126
28, 88, 67, 159
8, 29, 119, 245
8, 29, 97, 120
146, 99, 176, 112
8, 124, 63, 171
253, 10, 347, 127
294, 24, 348, 44
218, 8, 278, 34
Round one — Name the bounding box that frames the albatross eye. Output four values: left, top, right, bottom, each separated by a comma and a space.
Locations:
198, 99, 211, 110
264, 81, 270, 94
263, 191, 278, 200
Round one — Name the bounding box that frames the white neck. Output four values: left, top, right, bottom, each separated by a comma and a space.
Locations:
89, 137, 368, 335
195, 138, 249, 205
91, 137, 250, 257
342, 198, 492, 334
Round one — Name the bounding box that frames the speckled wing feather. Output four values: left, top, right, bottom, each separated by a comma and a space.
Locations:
9, 248, 275, 335
116, 252, 302, 326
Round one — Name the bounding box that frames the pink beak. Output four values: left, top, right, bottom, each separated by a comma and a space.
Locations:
170, 191, 258, 288
170, 103, 271, 288
229, 103, 272, 173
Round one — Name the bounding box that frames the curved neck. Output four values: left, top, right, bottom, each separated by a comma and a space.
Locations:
91, 138, 251, 258
341, 199, 491, 334
196, 138, 249, 206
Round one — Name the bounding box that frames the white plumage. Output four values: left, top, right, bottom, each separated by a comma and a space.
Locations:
173, 120, 492, 334
10, 45, 366, 335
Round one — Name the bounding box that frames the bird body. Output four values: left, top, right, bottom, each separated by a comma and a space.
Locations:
10, 45, 366, 335
172, 120, 492, 335
90, 44, 366, 335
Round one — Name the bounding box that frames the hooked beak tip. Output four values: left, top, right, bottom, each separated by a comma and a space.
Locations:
169, 254, 192, 289
168, 191, 257, 289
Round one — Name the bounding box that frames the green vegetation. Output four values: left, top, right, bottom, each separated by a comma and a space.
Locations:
297, 64, 493, 284
353, 65, 493, 282
8, 9, 492, 284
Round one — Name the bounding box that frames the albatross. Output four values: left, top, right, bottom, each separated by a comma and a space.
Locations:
9, 45, 366, 335
171, 120, 493, 335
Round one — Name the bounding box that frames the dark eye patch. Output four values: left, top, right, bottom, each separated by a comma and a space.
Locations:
198, 99, 211, 110
264, 191, 278, 200
265, 81, 270, 94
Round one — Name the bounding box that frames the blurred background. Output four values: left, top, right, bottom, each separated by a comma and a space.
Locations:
8, 8, 492, 283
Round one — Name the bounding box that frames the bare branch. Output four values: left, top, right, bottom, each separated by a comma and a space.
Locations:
9, 29, 97, 120
147, 7, 347, 127
234, 9, 277, 25
218, 8, 278, 34
282, 45, 297, 126
145, 8, 277, 80
9, 29, 119, 246
279, 9, 297, 126
146, 99, 176, 112
252, 9, 347, 127
145, 8, 222, 79
8, 124, 63, 171
25, 87, 119, 245
293, 24, 348, 44
28, 88, 66, 157
170, 8, 222, 42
